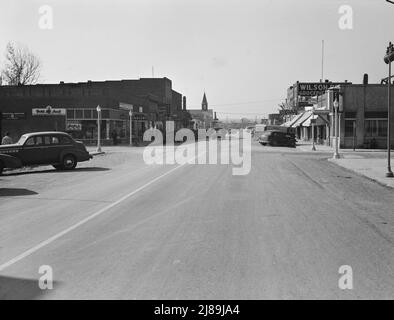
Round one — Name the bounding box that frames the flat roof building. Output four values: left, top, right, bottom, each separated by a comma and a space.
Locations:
0, 77, 187, 144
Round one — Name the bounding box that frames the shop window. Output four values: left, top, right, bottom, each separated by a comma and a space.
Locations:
365, 119, 387, 137
101, 109, 110, 119
75, 109, 83, 119
378, 120, 388, 137
83, 109, 92, 119
345, 120, 355, 137
67, 109, 74, 119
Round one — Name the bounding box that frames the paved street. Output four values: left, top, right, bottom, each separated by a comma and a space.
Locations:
1, 142, 394, 299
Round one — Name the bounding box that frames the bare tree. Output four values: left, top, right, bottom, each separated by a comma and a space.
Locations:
1, 42, 41, 85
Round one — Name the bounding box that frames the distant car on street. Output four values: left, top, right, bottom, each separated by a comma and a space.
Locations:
0, 131, 92, 174
258, 130, 296, 148
225, 129, 243, 140
245, 126, 255, 135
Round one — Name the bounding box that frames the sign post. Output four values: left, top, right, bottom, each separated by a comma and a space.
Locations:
311, 108, 316, 151
333, 97, 341, 159
384, 42, 394, 177
96, 105, 102, 153
129, 110, 133, 146
353, 121, 356, 151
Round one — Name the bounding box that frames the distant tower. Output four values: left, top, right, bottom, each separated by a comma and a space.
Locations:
183, 96, 187, 111
202, 92, 208, 111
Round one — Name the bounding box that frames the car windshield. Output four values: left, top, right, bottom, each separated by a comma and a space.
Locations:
16, 134, 29, 145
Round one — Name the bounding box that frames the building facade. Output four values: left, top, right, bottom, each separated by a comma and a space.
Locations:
0, 77, 189, 144
283, 79, 394, 149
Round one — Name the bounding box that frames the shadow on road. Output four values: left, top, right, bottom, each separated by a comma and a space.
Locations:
0, 188, 38, 197
0, 275, 60, 299
3, 166, 110, 177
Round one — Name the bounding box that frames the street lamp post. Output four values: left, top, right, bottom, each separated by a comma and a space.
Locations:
384, 42, 394, 177
333, 98, 340, 159
311, 107, 316, 151
96, 105, 102, 153
129, 110, 133, 146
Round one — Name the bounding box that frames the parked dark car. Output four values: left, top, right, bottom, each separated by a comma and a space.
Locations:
0, 132, 92, 174
258, 130, 296, 148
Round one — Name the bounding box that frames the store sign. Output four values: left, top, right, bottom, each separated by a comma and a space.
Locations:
279, 109, 298, 116
297, 82, 344, 97
32, 106, 66, 116
66, 120, 82, 131
119, 102, 133, 111
133, 114, 146, 121
2, 112, 26, 120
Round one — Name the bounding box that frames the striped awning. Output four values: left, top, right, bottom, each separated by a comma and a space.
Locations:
302, 114, 329, 127
291, 111, 313, 128
281, 113, 304, 127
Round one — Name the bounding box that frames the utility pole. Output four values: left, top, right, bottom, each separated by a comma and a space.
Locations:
321, 40, 324, 82
311, 107, 316, 151
96, 105, 102, 153
384, 42, 394, 177
129, 110, 133, 146
333, 90, 340, 159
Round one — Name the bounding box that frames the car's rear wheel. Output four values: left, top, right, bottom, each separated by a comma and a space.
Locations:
61, 154, 77, 170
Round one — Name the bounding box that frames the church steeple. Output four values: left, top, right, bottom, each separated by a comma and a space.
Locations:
202, 92, 208, 111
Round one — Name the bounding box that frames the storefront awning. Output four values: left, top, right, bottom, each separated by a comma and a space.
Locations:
302, 114, 329, 127
281, 113, 304, 127
291, 111, 312, 128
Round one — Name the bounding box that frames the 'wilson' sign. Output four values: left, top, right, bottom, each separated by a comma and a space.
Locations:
297, 82, 349, 97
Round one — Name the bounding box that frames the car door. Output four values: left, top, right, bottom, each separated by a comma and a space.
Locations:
278, 132, 287, 145
48, 135, 72, 163
42, 135, 61, 164
19, 136, 47, 165
271, 132, 279, 145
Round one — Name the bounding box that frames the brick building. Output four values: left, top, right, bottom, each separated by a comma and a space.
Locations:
0, 77, 188, 144
283, 79, 394, 149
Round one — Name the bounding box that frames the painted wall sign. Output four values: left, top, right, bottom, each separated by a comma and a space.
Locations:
2, 112, 26, 120
32, 106, 66, 116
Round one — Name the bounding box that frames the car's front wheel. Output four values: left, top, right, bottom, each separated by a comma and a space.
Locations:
61, 154, 77, 170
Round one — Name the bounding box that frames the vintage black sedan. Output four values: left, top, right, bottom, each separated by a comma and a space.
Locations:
0, 132, 92, 174
258, 130, 297, 148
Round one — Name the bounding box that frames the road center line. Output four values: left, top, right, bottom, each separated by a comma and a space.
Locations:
0, 161, 193, 272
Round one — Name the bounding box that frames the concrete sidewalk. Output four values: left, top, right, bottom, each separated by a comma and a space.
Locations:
297, 141, 388, 154
330, 157, 394, 188
297, 142, 394, 188
87, 145, 144, 156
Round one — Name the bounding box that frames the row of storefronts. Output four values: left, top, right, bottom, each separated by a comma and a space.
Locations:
282, 79, 394, 149
0, 78, 193, 145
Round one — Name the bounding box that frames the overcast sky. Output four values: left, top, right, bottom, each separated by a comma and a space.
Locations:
1, 0, 394, 119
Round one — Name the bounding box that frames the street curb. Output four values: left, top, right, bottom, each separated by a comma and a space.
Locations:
328, 158, 394, 190
90, 152, 106, 156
